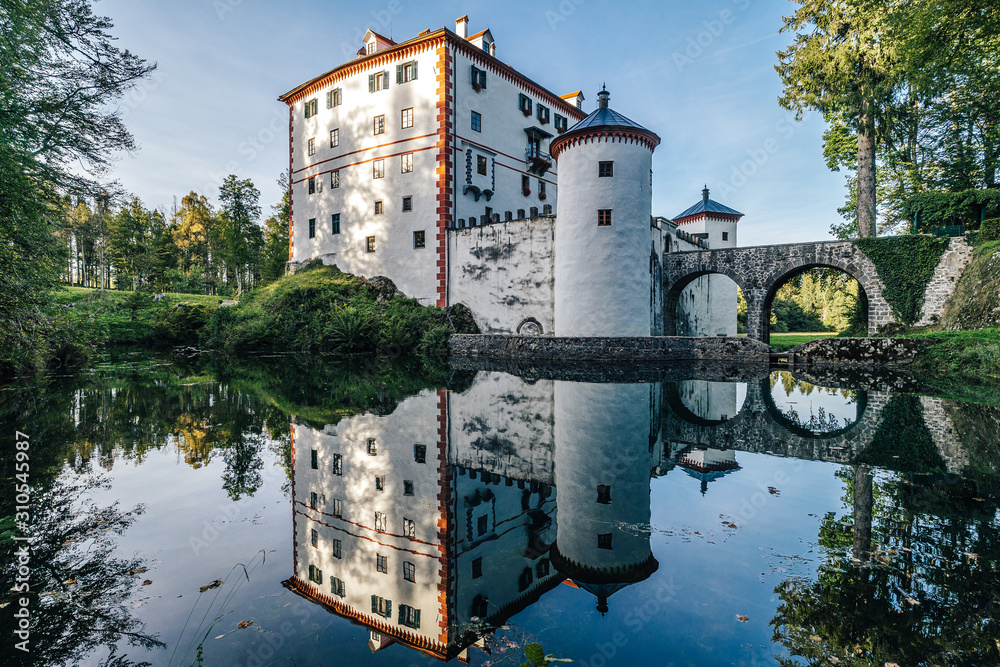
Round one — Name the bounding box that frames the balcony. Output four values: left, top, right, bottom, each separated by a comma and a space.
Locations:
525, 147, 552, 176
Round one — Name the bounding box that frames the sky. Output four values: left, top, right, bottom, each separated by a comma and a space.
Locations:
98, 0, 848, 245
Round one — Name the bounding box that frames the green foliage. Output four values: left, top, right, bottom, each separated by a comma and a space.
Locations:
980, 217, 1000, 243
856, 235, 949, 324
769, 268, 860, 334
200, 266, 478, 359
909, 328, 1000, 380
905, 190, 1000, 230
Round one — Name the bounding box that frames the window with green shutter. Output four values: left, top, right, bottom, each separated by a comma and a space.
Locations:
326, 90, 333, 109
471, 65, 486, 90
518, 93, 532, 116
397, 60, 417, 83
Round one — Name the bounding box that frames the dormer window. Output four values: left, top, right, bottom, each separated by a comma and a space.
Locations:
366, 41, 376, 55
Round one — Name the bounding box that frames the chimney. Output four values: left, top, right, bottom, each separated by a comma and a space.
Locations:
456, 15, 469, 38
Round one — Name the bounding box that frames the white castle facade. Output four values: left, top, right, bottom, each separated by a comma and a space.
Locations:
280, 16, 744, 337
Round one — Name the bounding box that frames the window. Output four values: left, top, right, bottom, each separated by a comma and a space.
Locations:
375, 512, 386, 532
331, 577, 345, 597
521, 174, 530, 192
373, 159, 384, 179
375, 475, 385, 491
304, 98, 317, 118
308, 564, 323, 584
472, 557, 483, 579
310, 449, 318, 469
403, 480, 414, 496
373, 114, 385, 135
518, 567, 533, 592
477, 515, 488, 537
722, 231, 729, 241
401, 153, 413, 173
538, 180, 546, 198
366, 41, 376, 55
401, 107, 413, 128
472, 594, 488, 618
311, 528, 318, 547
376, 554, 388, 573
330, 128, 339, 148
309, 491, 318, 509
470, 64, 486, 89
374, 200, 383, 215
555, 113, 568, 133
371, 595, 391, 618
413, 230, 425, 249
332, 498, 343, 518
599, 161, 614, 177
598, 209, 612, 226
307, 138, 315, 156
402, 196, 413, 212
518, 93, 532, 116
308, 218, 316, 239
308, 176, 316, 195
369, 70, 389, 91
403, 518, 415, 538
367, 438, 377, 455
398, 604, 420, 629
332, 538, 342, 559
403, 561, 415, 582
397, 60, 418, 83
327, 88, 342, 108
597, 484, 611, 504
331, 214, 341, 236
472, 154, 485, 175
537, 103, 550, 124
414, 444, 426, 463
598, 533, 613, 550
331, 170, 340, 188
365, 236, 375, 253
536, 558, 550, 577
471, 111, 481, 132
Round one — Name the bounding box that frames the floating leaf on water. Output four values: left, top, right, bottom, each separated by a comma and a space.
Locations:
142, 580, 152, 586
768, 487, 780, 495
722, 521, 738, 530
736, 615, 749, 622
200, 579, 223, 592
129, 567, 148, 575
810, 635, 821, 642
214, 634, 226, 640
64, 579, 77, 584
965, 552, 979, 559
238, 620, 253, 629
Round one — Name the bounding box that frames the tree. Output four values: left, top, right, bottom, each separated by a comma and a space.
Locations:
217, 175, 262, 294
0, 0, 154, 372
260, 171, 291, 283
777, 0, 902, 237
171, 192, 215, 293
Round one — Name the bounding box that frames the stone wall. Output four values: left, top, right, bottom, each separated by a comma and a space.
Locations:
914, 237, 973, 326
449, 334, 772, 362
787, 337, 939, 367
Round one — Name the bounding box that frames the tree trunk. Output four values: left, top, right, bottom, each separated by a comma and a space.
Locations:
853, 465, 873, 563
857, 112, 877, 238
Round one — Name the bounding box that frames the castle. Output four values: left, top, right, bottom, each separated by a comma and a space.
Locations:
279, 16, 744, 337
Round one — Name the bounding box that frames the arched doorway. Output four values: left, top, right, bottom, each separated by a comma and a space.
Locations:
762, 266, 866, 346
663, 269, 747, 337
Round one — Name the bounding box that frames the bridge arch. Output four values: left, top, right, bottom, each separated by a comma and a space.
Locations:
758, 260, 872, 345
662, 267, 749, 337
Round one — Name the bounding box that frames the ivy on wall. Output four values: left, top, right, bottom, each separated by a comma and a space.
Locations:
856, 236, 950, 325
903, 189, 1000, 229
854, 394, 945, 473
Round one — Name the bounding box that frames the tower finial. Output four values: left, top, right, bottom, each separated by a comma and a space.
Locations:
702, 184, 710, 201
597, 84, 610, 109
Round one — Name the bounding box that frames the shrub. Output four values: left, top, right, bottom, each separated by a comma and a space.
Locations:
980, 217, 1000, 243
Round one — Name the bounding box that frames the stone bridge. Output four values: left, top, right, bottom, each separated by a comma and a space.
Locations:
663, 240, 894, 342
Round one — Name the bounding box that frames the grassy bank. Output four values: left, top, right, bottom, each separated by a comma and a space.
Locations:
907, 328, 1000, 380
767, 332, 835, 351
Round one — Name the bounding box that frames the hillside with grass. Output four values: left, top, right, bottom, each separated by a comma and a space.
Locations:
200, 262, 478, 356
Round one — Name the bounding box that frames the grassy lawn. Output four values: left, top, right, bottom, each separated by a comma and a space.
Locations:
53, 286, 222, 308
768, 331, 836, 351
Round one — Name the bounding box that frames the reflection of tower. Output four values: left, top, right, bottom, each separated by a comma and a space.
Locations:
551, 87, 662, 336
550, 381, 660, 614
676, 448, 740, 495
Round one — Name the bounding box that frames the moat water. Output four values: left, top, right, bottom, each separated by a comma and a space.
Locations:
2, 352, 998, 666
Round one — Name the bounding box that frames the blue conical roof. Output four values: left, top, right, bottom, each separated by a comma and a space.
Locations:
673, 186, 743, 220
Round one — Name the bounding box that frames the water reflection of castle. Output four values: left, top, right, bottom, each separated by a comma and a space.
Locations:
282, 374, 745, 661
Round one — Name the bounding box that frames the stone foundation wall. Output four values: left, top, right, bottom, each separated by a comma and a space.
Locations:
449, 334, 772, 362
915, 237, 973, 326
788, 337, 939, 367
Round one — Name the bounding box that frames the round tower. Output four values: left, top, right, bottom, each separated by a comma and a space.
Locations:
551, 381, 660, 614
550, 87, 661, 336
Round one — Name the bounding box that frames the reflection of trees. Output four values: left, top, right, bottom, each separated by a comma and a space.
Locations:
769, 371, 858, 434
771, 466, 1000, 665
0, 475, 162, 667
